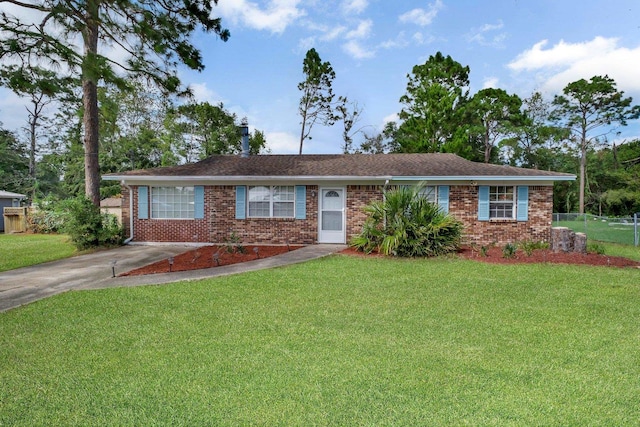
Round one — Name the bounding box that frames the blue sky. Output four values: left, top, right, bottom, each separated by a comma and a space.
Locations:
1, 0, 640, 155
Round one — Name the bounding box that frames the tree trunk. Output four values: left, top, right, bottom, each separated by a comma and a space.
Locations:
551, 227, 575, 253
574, 232, 587, 254
484, 127, 490, 163
578, 122, 587, 214
82, 2, 101, 206
28, 114, 36, 179
298, 110, 307, 155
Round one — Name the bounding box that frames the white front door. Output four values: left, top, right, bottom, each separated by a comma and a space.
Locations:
318, 187, 345, 243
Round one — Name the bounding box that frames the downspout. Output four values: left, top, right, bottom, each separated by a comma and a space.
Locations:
383, 179, 389, 228
123, 181, 134, 244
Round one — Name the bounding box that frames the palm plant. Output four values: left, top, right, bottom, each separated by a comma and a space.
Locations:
351, 185, 463, 257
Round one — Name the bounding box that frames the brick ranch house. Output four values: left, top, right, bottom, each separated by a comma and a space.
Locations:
103, 153, 574, 246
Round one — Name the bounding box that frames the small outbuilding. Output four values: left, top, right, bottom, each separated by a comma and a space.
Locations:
0, 190, 26, 233
100, 196, 123, 224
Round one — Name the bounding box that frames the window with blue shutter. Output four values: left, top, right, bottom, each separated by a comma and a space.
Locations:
517, 186, 529, 221
194, 186, 204, 219
478, 186, 489, 221
295, 185, 306, 219
235, 186, 246, 219
437, 185, 449, 213
138, 186, 149, 219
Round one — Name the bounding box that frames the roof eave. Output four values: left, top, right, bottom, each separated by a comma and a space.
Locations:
104, 174, 576, 183
392, 175, 576, 182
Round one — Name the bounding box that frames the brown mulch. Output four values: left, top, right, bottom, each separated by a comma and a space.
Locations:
120, 244, 303, 276
339, 246, 640, 268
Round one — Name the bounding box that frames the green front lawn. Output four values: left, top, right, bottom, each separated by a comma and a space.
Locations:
0, 233, 76, 272
1, 256, 639, 425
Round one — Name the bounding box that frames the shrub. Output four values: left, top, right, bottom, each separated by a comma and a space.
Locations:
587, 242, 606, 255
350, 185, 463, 257
224, 231, 246, 254
62, 197, 123, 250
27, 198, 66, 233
480, 245, 489, 257
519, 240, 549, 256
502, 243, 517, 258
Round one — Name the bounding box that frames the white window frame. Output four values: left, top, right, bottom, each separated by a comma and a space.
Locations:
418, 185, 437, 204
151, 186, 195, 219
248, 185, 295, 218
489, 185, 515, 219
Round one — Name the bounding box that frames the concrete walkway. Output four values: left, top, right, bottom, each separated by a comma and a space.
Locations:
0, 244, 346, 313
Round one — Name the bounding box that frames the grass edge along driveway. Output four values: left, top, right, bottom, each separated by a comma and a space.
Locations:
1, 255, 639, 426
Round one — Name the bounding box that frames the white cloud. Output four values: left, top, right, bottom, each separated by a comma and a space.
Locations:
343, 40, 375, 59
296, 36, 316, 53
188, 83, 224, 104
382, 113, 398, 125
321, 26, 347, 42
482, 77, 499, 89
265, 131, 299, 153
412, 32, 435, 45
346, 20, 373, 40
217, 0, 305, 34
507, 37, 640, 97
342, 0, 368, 15
466, 19, 506, 47
508, 37, 618, 71
379, 32, 409, 50
398, 0, 443, 26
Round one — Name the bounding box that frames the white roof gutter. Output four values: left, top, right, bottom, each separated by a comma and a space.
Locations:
104, 174, 575, 183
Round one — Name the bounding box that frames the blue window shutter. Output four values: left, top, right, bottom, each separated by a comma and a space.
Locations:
517, 186, 529, 221
478, 186, 489, 221
295, 185, 306, 219
437, 185, 449, 213
194, 186, 204, 219
138, 186, 149, 219
235, 186, 246, 219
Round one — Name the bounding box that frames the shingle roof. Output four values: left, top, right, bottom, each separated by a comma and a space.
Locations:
104, 153, 574, 180
100, 197, 122, 208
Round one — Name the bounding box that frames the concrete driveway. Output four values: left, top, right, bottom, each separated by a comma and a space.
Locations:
0, 244, 346, 313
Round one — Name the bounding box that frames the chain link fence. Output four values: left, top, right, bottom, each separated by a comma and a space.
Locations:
552, 213, 639, 246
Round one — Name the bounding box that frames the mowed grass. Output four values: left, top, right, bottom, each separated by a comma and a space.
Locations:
0, 233, 76, 272
553, 219, 637, 246
598, 241, 640, 261
1, 255, 639, 425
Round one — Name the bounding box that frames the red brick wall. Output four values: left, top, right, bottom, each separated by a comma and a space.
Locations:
128, 186, 211, 243
449, 185, 554, 245
207, 185, 318, 245
346, 185, 384, 241
123, 184, 554, 245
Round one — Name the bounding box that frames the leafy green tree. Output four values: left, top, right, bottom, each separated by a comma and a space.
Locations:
585, 139, 640, 216
175, 102, 266, 159
397, 52, 470, 153
0, 0, 229, 206
351, 185, 463, 257
0, 66, 74, 195
356, 122, 400, 154
466, 88, 523, 163
552, 75, 640, 214
0, 124, 29, 194
336, 96, 364, 154
298, 48, 337, 154
502, 92, 569, 169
